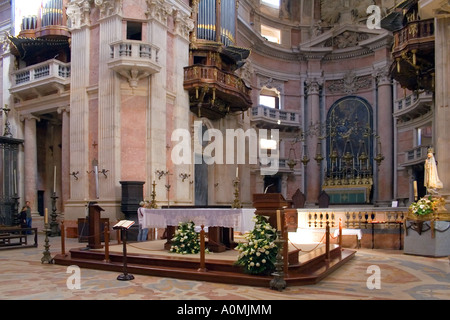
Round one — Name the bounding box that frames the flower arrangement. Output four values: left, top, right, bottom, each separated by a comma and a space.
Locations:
169, 220, 202, 254
409, 196, 444, 216
235, 215, 278, 275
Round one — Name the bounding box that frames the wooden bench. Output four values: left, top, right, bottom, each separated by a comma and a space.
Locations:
0, 234, 27, 246
0, 228, 38, 249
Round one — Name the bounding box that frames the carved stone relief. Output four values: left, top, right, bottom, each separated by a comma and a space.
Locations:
327, 71, 373, 94
321, 0, 376, 25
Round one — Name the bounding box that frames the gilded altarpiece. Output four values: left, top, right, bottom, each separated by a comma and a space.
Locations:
323, 97, 374, 204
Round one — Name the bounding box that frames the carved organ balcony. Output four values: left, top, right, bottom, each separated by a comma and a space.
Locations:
183, 48, 252, 120
382, 1, 435, 92
184, 0, 252, 120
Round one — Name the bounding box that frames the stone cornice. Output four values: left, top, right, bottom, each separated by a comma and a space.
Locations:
238, 16, 393, 63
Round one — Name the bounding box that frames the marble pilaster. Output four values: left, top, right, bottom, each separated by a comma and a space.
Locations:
57, 106, 70, 212
146, 8, 170, 203
434, 16, 450, 207
375, 66, 393, 204
305, 78, 322, 205
172, 9, 194, 204
97, 14, 121, 201
21, 114, 39, 212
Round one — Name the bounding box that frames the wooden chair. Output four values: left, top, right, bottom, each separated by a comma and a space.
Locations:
318, 190, 330, 208
291, 189, 305, 208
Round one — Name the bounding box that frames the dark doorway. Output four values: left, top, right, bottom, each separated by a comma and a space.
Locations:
37, 190, 44, 216
263, 175, 280, 193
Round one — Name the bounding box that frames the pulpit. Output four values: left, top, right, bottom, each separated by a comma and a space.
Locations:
88, 202, 104, 249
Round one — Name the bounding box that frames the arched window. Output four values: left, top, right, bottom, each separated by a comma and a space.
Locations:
259, 86, 280, 109
261, 24, 281, 44
261, 0, 280, 9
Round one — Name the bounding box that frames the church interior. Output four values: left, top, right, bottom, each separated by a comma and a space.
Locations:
0, 0, 449, 300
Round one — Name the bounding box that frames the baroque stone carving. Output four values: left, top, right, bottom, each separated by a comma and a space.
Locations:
327, 71, 373, 94
146, 0, 173, 25
324, 31, 369, 49
66, 0, 92, 28
173, 9, 194, 40
305, 78, 322, 95
258, 76, 283, 94
238, 59, 254, 87
321, 0, 376, 25
95, 0, 123, 18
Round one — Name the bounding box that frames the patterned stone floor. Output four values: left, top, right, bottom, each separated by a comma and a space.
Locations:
0, 234, 449, 300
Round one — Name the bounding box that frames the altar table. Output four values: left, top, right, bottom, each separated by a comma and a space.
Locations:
334, 228, 362, 248
142, 208, 255, 252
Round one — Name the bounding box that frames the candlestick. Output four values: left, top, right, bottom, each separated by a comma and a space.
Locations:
413, 180, 418, 200
53, 166, 56, 193
276, 210, 281, 231
13, 169, 17, 194
94, 165, 99, 199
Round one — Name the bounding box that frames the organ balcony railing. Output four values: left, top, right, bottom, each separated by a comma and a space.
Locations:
390, 18, 435, 91
183, 64, 252, 120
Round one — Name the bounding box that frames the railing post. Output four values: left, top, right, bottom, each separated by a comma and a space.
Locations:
116, 219, 121, 245
283, 224, 288, 276
104, 222, 110, 263
325, 220, 330, 260
60, 220, 66, 256
198, 225, 206, 272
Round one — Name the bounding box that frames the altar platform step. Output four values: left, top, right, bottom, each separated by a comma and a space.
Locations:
53, 241, 356, 287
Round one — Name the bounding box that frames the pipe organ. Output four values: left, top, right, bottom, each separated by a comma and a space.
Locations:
185, 0, 251, 120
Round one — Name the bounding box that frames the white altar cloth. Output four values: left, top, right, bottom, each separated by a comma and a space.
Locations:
333, 228, 363, 240
142, 208, 255, 233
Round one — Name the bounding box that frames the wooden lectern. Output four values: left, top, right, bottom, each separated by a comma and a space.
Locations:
253, 193, 295, 274
252, 193, 288, 229
88, 202, 105, 249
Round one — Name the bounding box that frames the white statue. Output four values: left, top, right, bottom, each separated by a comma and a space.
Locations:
424, 148, 443, 194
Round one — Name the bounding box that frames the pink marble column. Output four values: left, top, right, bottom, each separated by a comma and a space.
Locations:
22, 114, 39, 212
434, 16, 450, 205
305, 79, 321, 205
376, 68, 393, 204
58, 106, 70, 211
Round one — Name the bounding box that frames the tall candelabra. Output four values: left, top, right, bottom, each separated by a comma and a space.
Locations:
150, 180, 158, 208
50, 192, 60, 237
232, 178, 241, 208
270, 231, 286, 291
41, 219, 53, 264
12, 194, 20, 226
2, 104, 12, 137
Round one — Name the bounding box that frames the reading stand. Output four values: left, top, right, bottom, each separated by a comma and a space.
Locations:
113, 220, 135, 281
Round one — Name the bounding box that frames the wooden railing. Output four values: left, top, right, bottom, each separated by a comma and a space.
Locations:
184, 65, 251, 97
393, 18, 434, 52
